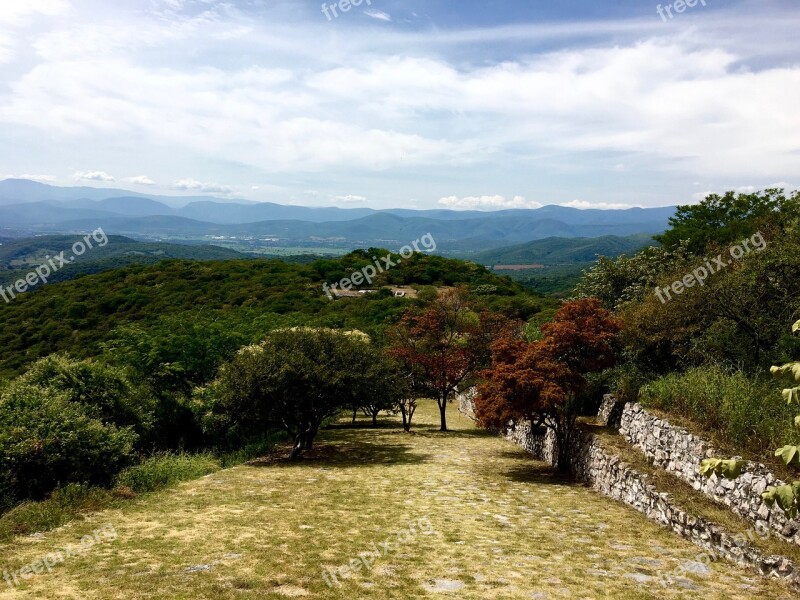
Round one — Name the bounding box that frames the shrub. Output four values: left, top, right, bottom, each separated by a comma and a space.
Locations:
0, 484, 112, 542
0, 383, 138, 502
114, 452, 220, 494
639, 366, 797, 457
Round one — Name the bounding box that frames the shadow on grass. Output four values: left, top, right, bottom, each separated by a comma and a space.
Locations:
501, 462, 578, 488
247, 435, 430, 469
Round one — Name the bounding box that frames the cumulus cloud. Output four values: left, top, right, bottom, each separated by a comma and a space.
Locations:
1, 2, 799, 206
172, 178, 234, 194
0, 0, 70, 27
0, 173, 56, 182
334, 194, 368, 203
438, 195, 543, 210
124, 175, 156, 186
73, 170, 115, 182
561, 200, 642, 210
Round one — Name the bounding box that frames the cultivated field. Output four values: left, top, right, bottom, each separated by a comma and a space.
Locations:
0, 402, 793, 599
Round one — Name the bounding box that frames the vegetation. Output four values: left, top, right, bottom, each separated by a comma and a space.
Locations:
200, 328, 406, 459
701, 320, 800, 517
0, 402, 791, 600
387, 289, 506, 431
474, 299, 621, 469
640, 366, 796, 459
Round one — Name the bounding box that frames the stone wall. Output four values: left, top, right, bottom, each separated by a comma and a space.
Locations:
620, 402, 800, 546
511, 418, 800, 586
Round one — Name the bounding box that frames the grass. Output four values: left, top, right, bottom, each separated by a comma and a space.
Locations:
638, 366, 799, 477
582, 419, 800, 564
115, 453, 222, 494
0, 401, 795, 599
0, 434, 282, 545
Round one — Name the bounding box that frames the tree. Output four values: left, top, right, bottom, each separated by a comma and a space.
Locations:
0, 382, 137, 502
702, 319, 800, 517
387, 288, 506, 432
203, 328, 391, 459
474, 298, 621, 470
655, 188, 800, 254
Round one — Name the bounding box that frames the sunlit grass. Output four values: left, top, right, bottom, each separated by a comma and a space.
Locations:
0, 401, 794, 599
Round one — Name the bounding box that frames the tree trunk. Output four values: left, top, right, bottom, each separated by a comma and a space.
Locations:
554, 425, 571, 473
352, 407, 358, 424
289, 433, 305, 460
438, 398, 448, 432
371, 409, 379, 427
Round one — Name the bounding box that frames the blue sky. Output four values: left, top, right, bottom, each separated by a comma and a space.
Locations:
0, 0, 798, 209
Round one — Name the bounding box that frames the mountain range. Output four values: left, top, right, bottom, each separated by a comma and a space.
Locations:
0, 179, 676, 251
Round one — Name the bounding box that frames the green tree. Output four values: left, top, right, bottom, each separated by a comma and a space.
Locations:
0, 382, 137, 502
656, 189, 800, 254
202, 328, 392, 459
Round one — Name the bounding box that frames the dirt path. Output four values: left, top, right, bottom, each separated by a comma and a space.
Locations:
0, 402, 793, 599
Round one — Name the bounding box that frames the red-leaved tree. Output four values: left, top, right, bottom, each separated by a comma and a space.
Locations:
387, 288, 507, 432
474, 298, 621, 470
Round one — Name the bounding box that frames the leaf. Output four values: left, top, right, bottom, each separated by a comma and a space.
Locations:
762, 484, 799, 519
700, 458, 743, 479
775, 445, 800, 467
771, 363, 800, 386
784, 387, 800, 406
793, 320, 800, 334
795, 415, 800, 430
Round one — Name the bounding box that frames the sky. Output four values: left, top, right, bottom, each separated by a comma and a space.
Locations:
0, 0, 799, 210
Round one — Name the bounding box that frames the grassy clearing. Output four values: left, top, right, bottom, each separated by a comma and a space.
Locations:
0, 434, 281, 546
0, 402, 795, 599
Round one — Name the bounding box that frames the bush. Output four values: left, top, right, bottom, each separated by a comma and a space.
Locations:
0, 484, 111, 542
639, 366, 798, 457
16, 354, 155, 439
114, 452, 220, 494
0, 383, 137, 502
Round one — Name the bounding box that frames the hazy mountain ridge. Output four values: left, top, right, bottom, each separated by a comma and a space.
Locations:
473, 234, 656, 265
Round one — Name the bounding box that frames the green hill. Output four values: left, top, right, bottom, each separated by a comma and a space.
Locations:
473, 234, 656, 266
0, 251, 546, 377
0, 235, 247, 287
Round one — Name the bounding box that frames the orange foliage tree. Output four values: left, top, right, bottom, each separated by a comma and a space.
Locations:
474, 298, 621, 470
387, 288, 508, 432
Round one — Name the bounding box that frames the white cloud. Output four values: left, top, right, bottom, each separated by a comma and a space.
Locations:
0, 0, 70, 27
73, 170, 115, 182
124, 175, 156, 186
438, 195, 543, 210
334, 194, 367, 203
172, 178, 234, 194
0, 173, 56, 182
561, 200, 642, 210
364, 10, 392, 22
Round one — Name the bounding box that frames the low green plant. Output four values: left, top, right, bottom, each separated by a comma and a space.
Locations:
640, 365, 793, 458
702, 320, 800, 517
114, 452, 220, 494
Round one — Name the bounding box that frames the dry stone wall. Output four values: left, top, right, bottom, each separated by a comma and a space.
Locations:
620, 402, 800, 546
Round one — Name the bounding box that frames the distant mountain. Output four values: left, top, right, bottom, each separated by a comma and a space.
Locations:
0, 235, 246, 287
473, 234, 657, 265
0, 179, 676, 249
0, 179, 252, 208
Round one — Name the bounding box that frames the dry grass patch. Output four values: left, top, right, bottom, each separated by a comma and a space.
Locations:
0, 402, 795, 599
